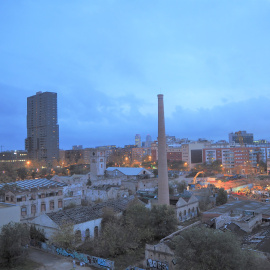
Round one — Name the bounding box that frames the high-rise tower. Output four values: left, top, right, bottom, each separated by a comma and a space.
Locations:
135, 134, 142, 147
25, 91, 59, 161
157, 94, 170, 205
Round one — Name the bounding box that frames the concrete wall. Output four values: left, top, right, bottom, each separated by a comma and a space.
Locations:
85, 187, 129, 202
234, 213, 262, 233
0, 203, 20, 228
144, 243, 174, 270
74, 218, 102, 241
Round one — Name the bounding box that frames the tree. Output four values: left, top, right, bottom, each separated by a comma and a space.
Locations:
0, 222, 30, 267
0, 163, 18, 183
30, 225, 46, 246
174, 226, 258, 270
176, 181, 187, 193
17, 167, 28, 180
150, 205, 177, 240
123, 203, 154, 244
216, 188, 228, 206
50, 221, 75, 249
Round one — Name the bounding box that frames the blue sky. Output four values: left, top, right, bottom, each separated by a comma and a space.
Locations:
1, 0, 270, 150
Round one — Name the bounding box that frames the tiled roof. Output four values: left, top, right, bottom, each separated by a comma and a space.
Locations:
106, 167, 149, 176
0, 178, 66, 191
47, 195, 138, 226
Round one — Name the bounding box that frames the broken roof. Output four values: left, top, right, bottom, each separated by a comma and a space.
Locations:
47, 195, 138, 226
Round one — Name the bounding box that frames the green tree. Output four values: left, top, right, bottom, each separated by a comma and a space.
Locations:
216, 188, 228, 206
0, 222, 30, 267
176, 181, 187, 193
174, 226, 258, 270
17, 167, 28, 180
30, 225, 46, 246
150, 205, 177, 240
123, 203, 154, 244
50, 221, 75, 249
0, 163, 18, 183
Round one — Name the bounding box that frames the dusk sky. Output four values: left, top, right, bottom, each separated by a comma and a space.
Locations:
1, 0, 270, 151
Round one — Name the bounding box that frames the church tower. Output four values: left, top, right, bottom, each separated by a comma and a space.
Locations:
90, 150, 106, 177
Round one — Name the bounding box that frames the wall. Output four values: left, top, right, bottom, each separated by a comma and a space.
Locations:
74, 218, 102, 241
85, 187, 129, 202
37, 242, 115, 269
176, 198, 199, 222
5, 187, 65, 221
234, 213, 262, 232
0, 203, 20, 228
144, 243, 173, 270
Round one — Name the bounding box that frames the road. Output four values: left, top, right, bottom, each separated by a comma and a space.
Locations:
28, 247, 93, 270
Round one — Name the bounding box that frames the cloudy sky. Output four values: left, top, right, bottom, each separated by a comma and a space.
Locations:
1, 0, 270, 150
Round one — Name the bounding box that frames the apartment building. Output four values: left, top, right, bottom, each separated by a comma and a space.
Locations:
25, 91, 59, 161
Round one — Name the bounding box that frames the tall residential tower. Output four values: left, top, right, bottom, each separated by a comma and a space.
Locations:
25, 91, 59, 161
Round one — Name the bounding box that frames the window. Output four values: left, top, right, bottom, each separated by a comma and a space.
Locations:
17, 197, 22, 202
41, 203, 46, 212
50, 201, 54, 210
75, 230, 81, 243
94, 226, 99, 239
58, 200, 63, 208
22, 196, 26, 201
41, 193, 45, 198
31, 204, 36, 214
6, 196, 9, 201
58, 190, 62, 196
85, 229, 90, 240
21, 207, 27, 216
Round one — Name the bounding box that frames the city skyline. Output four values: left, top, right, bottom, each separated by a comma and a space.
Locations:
1, 1, 270, 150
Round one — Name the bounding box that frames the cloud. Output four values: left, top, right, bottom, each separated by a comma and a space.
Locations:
166, 97, 270, 141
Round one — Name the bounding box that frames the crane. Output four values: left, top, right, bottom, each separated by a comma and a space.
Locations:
193, 171, 204, 184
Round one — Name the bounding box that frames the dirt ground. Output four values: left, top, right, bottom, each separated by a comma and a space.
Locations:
28, 247, 93, 270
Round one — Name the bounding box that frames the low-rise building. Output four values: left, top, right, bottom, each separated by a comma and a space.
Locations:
106, 167, 154, 179
202, 200, 270, 231
175, 195, 199, 222
0, 179, 66, 221
30, 196, 139, 241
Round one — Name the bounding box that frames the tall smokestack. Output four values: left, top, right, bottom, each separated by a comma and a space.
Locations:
157, 94, 170, 205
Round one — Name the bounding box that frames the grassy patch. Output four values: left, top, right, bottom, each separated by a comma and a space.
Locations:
0, 259, 42, 270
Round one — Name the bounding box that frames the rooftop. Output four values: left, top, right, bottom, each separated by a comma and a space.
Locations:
106, 167, 150, 176
0, 178, 66, 191
47, 195, 139, 225
204, 200, 270, 217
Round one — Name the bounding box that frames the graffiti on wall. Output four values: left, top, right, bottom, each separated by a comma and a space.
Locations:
147, 259, 169, 270
39, 242, 114, 269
